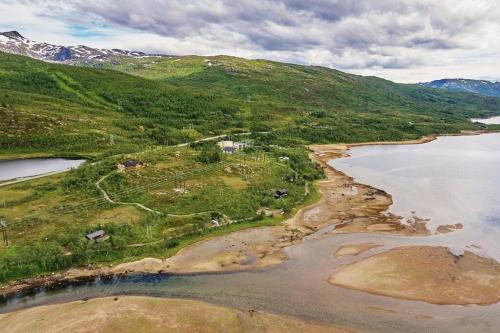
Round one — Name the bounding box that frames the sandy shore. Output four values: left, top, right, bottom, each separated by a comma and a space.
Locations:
330, 246, 500, 305
0, 296, 351, 333
334, 243, 382, 258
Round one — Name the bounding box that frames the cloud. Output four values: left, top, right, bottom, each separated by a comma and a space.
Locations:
1, 0, 499, 82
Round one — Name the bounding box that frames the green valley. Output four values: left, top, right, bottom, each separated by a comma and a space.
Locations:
1, 50, 500, 285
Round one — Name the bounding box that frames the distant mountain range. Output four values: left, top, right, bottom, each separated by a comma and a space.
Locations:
420, 79, 500, 98
0, 30, 149, 63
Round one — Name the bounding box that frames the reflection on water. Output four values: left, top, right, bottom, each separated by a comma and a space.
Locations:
0, 158, 85, 181
331, 133, 500, 260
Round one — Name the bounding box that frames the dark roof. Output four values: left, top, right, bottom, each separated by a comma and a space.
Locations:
86, 230, 106, 240
223, 147, 236, 152
121, 160, 142, 168
275, 189, 289, 198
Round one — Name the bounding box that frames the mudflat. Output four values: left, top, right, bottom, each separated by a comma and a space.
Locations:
329, 246, 500, 305
0, 296, 351, 333
334, 243, 382, 258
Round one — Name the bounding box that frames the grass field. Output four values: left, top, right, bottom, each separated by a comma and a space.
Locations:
0, 143, 321, 283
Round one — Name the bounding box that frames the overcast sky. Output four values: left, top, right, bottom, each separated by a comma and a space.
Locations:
1, 0, 499, 83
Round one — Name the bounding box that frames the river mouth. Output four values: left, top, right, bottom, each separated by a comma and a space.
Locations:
0, 158, 86, 182
1, 230, 499, 333
1, 134, 500, 333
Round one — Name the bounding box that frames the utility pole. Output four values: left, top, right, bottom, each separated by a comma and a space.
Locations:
0, 219, 8, 247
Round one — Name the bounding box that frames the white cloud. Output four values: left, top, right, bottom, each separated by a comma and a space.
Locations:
0, 0, 499, 82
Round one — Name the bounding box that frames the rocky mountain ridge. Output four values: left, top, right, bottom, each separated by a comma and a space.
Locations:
0, 30, 149, 63
420, 78, 500, 98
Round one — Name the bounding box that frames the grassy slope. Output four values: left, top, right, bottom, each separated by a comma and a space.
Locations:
2, 51, 498, 158
0, 52, 242, 158
95, 55, 500, 143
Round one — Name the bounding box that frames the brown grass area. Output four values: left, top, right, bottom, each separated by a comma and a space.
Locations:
217, 175, 248, 190
89, 206, 142, 225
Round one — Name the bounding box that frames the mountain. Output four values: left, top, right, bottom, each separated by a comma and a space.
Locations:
420, 79, 500, 98
0, 31, 148, 63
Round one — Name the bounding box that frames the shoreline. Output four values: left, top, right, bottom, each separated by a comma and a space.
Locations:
0, 296, 351, 333
1, 130, 498, 305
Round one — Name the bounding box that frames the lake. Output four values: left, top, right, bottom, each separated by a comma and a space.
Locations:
331, 133, 500, 260
0, 158, 86, 181
471, 116, 500, 124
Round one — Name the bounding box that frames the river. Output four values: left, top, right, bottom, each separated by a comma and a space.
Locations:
0, 158, 86, 182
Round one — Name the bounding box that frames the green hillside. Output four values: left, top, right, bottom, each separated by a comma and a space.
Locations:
1, 51, 500, 158
0, 52, 241, 158
93, 55, 500, 142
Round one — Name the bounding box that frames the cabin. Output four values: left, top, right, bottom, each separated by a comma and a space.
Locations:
223, 146, 237, 154
279, 156, 290, 162
118, 160, 143, 170
275, 189, 289, 199
233, 141, 249, 149
85, 230, 107, 241
217, 140, 234, 149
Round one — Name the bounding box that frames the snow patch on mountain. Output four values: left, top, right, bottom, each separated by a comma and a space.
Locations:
420, 78, 500, 98
0, 30, 150, 63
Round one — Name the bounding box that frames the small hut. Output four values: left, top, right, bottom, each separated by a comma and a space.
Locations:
85, 230, 107, 241
274, 189, 289, 199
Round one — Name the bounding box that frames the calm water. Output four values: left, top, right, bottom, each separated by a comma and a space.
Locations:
471, 116, 500, 124
331, 133, 500, 260
0, 158, 85, 181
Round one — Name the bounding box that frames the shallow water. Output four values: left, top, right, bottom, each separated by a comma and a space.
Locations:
331, 133, 500, 260
0, 158, 85, 181
2, 231, 499, 333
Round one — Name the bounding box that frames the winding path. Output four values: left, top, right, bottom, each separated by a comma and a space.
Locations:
95, 172, 163, 215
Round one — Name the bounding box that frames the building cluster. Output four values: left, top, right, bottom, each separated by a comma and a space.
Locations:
217, 140, 250, 154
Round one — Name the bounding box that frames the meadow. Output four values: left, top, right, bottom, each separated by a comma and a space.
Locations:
0, 142, 321, 283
